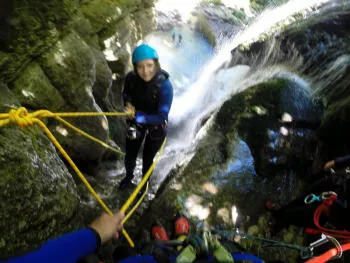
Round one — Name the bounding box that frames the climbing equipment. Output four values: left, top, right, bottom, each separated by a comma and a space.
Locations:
174, 215, 190, 237
305, 238, 348, 263
132, 44, 158, 63
0, 107, 167, 248
230, 229, 312, 259
152, 223, 170, 241
310, 192, 350, 240
304, 191, 337, 204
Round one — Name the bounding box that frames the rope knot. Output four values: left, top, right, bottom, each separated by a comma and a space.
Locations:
9, 107, 34, 128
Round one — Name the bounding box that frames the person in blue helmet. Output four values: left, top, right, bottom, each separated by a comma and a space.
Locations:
119, 43, 173, 190
4, 211, 125, 263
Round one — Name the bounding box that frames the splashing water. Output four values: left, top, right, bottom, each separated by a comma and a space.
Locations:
139, 0, 334, 191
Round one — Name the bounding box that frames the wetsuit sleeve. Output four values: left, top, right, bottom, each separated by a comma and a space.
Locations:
142, 79, 173, 125
5, 228, 98, 263
334, 155, 350, 169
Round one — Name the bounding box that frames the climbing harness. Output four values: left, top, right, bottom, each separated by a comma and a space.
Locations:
0, 107, 167, 248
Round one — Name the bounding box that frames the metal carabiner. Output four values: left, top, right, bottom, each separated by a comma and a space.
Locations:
320, 191, 337, 200
304, 193, 321, 204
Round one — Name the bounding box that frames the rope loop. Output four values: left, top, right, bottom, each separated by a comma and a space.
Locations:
9, 107, 35, 128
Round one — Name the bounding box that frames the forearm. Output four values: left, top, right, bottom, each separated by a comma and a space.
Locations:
5, 229, 98, 263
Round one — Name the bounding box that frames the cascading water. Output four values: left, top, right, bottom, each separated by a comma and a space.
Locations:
132, 0, 337, 194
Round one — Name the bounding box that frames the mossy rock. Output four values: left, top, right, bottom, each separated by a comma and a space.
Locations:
39, 30, 96, 108
0, 126, 79, 258
37, 31, 110, 161
91, 48, 113, 108
70, 11, 100, 48
0, 83, 21, 112
81, 0, 125, 33
0, 0, 78, 83
12, 62, 65, 111
195, 14, 217, 47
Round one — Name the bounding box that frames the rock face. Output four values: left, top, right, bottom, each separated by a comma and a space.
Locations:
191, 3, 247, 47
228, 1, 350, 163
156, 10, 183, 31
0, 126, 79, 258
135, 78, 317, 262
0, 0, 157, 258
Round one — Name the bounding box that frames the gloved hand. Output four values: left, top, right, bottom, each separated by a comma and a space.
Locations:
135, 112, 147, 125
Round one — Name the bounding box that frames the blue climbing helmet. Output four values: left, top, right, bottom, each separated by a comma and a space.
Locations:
132, 44, 159, 64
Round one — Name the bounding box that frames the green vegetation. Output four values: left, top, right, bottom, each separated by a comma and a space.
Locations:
197, 14, 217, 47
200, 0, 223, 5
233, 9, 246, 21
250, 0, 288, 11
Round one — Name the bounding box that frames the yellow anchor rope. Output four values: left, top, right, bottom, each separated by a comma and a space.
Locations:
0, 107, 167, 248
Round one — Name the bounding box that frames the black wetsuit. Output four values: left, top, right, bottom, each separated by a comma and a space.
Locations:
122, 69, 173, 183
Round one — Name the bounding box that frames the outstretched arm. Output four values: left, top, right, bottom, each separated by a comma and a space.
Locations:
5, 212, 124, 263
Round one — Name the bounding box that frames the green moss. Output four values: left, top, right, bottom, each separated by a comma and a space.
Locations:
200, 0, 222, 4
250, 0, 288, 11
1, 0, 78, 83
0, 83, 21, 112
196, 14, 217, 47
12, 62, 65, 111
81, 0, 125, 33
0, 126, 79, 257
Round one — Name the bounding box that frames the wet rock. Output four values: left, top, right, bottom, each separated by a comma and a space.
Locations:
156, 10, 183, 31
39, 31, 109, 162
0, 0, 78, 83
192, 3, 247, 46
0, 0, 158, 259
228, 1, 350, 167
0, 83, 21, 112
0, 126, 79, 258
11, 62, 65, 111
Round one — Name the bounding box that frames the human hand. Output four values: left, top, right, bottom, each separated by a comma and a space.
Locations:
135, 112, 146, 125
125, 103, 135, 120
89, 212, 125, 244
324, 160, 335, 171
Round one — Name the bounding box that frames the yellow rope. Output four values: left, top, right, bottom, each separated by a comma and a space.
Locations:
120, 138, 167, 213
122, 182, 149, 224
0, 108, 136, 246
54, 116, 124, 155
1, 107, 167, 248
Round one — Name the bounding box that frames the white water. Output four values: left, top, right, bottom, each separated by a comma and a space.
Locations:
134, 0, 334, 193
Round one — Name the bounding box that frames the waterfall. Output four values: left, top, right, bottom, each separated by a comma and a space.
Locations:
136, 0, 335, 192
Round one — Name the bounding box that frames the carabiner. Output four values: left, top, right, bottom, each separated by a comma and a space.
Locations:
321, 191, 337, 200
304, 194, 321, 204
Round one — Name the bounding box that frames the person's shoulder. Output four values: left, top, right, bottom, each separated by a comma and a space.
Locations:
125, 71, 136, 80
158, 69, 170, 80
160, 78, 173, 93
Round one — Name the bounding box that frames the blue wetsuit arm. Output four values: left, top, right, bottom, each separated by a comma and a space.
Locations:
141, 79, 173, 125
5, 228, 98, 263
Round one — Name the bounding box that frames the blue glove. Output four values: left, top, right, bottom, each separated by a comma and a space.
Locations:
135, 112, 147, 124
